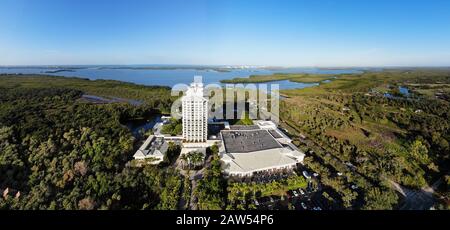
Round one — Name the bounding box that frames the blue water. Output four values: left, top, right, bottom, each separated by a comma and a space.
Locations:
399, 86, 410, 96
0, 66, 361, 89
384, 86, 412, 99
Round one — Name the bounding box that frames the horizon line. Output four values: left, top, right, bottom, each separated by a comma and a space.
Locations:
1, 64, 450, 68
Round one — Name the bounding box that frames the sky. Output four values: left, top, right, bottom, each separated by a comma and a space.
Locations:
0, 0, 450, 67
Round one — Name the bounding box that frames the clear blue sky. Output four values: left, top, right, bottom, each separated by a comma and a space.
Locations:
1, 0, 450, 66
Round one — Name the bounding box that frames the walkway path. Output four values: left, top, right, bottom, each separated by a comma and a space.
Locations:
175, 154, 214, 210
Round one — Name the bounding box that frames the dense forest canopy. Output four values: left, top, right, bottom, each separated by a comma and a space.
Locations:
0, 76, 180, 209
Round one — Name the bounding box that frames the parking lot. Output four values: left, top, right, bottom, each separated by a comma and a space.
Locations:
252, 166, 349, 210
250, 187, 328, 210
248, 176, 335, 210
229, 166, 345, 210
287, 189, 334, 210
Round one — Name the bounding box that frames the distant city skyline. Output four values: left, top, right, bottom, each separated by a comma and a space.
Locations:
1, 0, 450, 66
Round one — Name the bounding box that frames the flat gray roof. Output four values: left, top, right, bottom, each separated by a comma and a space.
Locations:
268, 129, 283, 138
229, 125, 260, 130
221, 130, 282, 153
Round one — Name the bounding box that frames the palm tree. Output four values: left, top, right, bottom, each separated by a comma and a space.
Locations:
187, 153, 194, 169
190, 152, 204, 169
179, 154, 189, 169
184, 152, 203, 169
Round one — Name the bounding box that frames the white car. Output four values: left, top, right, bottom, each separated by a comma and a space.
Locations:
298, 189, 305, 195
301, 202, 307, 210
293, 190, 299, 197
302, 171, 311, 179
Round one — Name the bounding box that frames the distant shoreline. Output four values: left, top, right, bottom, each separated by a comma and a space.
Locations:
221, 73, 342, 84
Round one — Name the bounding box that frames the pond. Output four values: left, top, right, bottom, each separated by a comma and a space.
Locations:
399, 86, 410, 96
123, 115, 162, 138
384, 86, 412, 99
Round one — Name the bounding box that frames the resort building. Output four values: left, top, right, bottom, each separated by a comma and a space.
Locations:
219, 121, 305, 177
133, 135, 167, 164
182, 77, 208, 143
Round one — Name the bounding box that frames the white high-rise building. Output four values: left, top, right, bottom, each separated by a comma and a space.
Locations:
182, 77, 208, 142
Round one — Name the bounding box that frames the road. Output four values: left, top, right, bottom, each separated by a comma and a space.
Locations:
389, 179, 441, 210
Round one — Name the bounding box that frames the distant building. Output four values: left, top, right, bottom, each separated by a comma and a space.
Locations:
182, 76, 208, 143
133, 135, 167, 164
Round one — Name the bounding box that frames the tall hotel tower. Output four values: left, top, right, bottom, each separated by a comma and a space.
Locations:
182, 77, 208, 142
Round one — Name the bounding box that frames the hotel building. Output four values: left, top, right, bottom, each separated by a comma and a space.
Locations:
182, 77, 208, 143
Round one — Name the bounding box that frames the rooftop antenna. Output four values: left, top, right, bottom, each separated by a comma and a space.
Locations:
191, 76, 204, 92
194, 75, 203, 84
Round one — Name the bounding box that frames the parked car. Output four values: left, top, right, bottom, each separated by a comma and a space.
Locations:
269, 196, 275, 203
301, 202, 307, 210
293, 190, 299, 197
298, 189, 305, 195
302, 171, 311, 179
